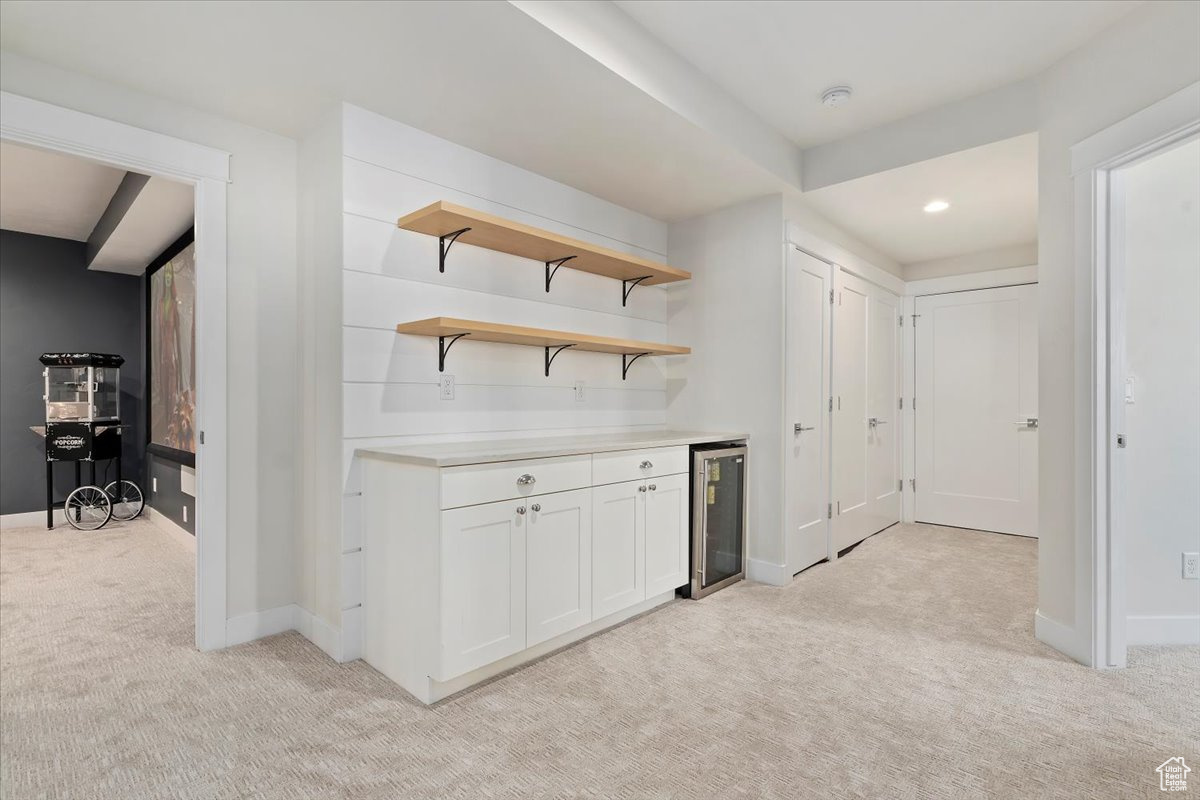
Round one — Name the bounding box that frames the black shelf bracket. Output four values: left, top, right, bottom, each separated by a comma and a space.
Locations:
621, 352, 650, 381
438, 227, 471, 273
544, 256, 577, 292
544, 344, 576, 377
622, 276, 652, 307
438, 333, 470, 372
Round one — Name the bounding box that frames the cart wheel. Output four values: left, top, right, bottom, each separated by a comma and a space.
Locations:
104, 480, 145, 521
64, 485, 113, 531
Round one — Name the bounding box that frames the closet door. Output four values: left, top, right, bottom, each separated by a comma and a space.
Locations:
832, 270, 901, 552
914, 285, 1038, 536
785, 247, 832, 574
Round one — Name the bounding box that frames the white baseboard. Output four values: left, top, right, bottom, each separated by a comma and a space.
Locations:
295, 605, 344, 662
0, 510, 61, 529
225, 604, 299, 647
145, 506, 195, 553
1127, 615, 1200, 646
1034, 609, 1093, 666
746, 557, 790, 586
224, 603, 350, 662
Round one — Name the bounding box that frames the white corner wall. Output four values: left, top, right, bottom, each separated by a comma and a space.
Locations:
1035, 0, 1200, 661
666, 194, 787, 580
1122, 137, 1200, 645
325, 104, 674, 653
0, 53, 300, 624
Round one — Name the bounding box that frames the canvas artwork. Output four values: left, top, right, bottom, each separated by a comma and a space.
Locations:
150, 242, 196, 454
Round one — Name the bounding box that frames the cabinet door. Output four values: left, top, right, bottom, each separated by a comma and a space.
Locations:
644, 472, 689, 596
439, 500, 526, 680
527, 488, 592, 647
592, 480, 645, 619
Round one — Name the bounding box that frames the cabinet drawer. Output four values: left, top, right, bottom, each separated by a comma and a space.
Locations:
441, 455, 591, 509
592, 446, 688, 486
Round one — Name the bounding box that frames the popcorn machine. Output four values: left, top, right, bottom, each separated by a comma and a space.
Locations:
38, 353, 144, 530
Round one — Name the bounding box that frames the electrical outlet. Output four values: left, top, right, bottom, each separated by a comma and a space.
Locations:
439, 374, 455, 400
183, 505, 188, 524
152, 477, 157, 493
1183, 552, 1199, 580
574, 381, 586, 402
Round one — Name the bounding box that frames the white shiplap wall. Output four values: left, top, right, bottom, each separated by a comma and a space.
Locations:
337, 106, 675, 645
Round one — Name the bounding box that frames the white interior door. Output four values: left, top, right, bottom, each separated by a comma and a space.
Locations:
832, 270, 901, 551
914, 285, 1038, 536
785, 247, 832, 574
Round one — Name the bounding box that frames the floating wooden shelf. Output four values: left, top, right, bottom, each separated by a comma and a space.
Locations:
397, 201, 690, 305
395, 317, 690, 379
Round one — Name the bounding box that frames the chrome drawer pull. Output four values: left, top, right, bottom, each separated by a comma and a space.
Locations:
531, 503, 541, 512
516, 474, 536, 486
639, 460, 653, 469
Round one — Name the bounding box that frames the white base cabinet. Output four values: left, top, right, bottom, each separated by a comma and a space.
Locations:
361, 445, 694, 704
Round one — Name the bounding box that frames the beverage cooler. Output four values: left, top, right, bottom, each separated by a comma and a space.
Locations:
689, 442, 748, 598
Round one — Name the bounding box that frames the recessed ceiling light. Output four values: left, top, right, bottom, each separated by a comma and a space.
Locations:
821, 86, 853, 108
924, 200, 950, 214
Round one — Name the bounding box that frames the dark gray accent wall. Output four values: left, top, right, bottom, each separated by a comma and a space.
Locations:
0, 230, 145, 515
146, 452, 195, 534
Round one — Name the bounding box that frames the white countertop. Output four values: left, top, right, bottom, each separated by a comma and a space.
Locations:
355, 430, 748, 467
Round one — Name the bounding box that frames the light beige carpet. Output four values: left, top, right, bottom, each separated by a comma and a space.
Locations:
1, 519, 1196, 799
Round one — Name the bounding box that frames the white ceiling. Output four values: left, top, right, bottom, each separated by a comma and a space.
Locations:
802, 133, 1038, 265
0, 140, 193, 272
615, 0, 1141, 147
90, 178, 194, 275
0, 0, 786, 222
0, 141, 124, 240
0, 1, 1134, 259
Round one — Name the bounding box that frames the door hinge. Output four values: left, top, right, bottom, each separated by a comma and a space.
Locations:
910, 478, 916, 491
898, 315, 903, 327
827, 503, 832, 519
912, 397, 917, 410
199, 430, 205, 445
899, 397, 903, 410
829, 289, 834, 304
911, 314, 921, 326
1117, 434, 1127, 449
829, 396, 833, 413
898, 479, 903, 492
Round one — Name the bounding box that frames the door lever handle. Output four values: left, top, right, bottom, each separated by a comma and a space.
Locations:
794, 423, 815, 433
1015, 418, 1039, 428
868, 418, 888, 427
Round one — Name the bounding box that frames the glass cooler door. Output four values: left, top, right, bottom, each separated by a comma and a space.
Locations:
694, 446, 747, 597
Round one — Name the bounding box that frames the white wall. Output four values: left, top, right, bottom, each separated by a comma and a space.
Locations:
0, 53, 300, 621
784, 194, 903, 278
666, 195, 785, 576
326, 104, 675, 644
1122, 137, 1200, 644
1035, 0, 1200, 658
903, 242, 1038, 282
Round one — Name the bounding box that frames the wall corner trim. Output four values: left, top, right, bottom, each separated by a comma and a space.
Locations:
746, 557, 791, 587
223, 603, 354, 664
1034, 609, 1093, 666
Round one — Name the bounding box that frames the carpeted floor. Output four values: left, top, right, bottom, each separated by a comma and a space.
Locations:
1, 519, 1195, 799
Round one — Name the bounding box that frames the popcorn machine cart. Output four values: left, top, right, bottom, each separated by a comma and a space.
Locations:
37, 353, 144, 530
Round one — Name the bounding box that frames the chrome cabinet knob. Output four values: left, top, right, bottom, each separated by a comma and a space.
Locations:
639, 460, 653, 469
516, 474, 536, 486
638, 485, 647, 493
516, 506, 526, 515
648, 484, 656, 491
531, 503, 541, 512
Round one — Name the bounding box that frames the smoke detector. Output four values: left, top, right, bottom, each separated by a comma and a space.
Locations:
821, 86, 853, 108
